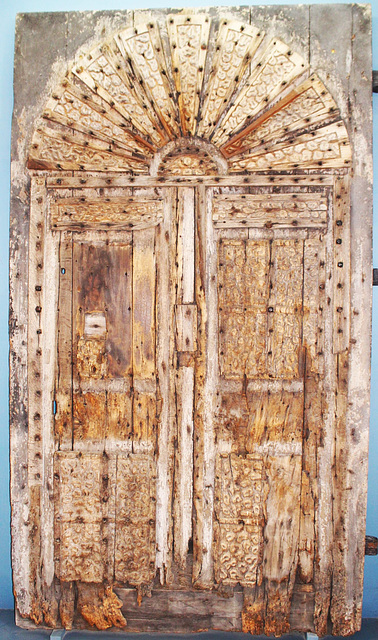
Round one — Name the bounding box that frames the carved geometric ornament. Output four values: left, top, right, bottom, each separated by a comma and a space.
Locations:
10, 5, 372, 639
28, 14, 351, 174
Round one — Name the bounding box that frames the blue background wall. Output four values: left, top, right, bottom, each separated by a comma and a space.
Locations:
0, 0, 377, 616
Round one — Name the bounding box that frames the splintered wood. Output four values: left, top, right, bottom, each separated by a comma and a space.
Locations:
11, 5, 371, 638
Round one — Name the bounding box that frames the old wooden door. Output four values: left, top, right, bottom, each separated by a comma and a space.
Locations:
48, 175, 335, 635
11, 7, 372, 637
53, 194, 166, 597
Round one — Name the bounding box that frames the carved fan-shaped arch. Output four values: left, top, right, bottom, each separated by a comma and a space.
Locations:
28, 13, 351, 173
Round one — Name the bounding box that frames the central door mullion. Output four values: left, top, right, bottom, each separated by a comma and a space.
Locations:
174, 187, 196, 569
193, 185, 218, 588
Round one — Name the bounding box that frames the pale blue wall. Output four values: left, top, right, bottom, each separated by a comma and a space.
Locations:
1, 0, 377, 617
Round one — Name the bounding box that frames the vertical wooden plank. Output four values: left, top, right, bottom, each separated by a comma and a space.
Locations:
340, 5, 372, 635
313, 205, 339, 638
105, 241, 133, 378
26, 177, 46, 623
41, 211, 60, 593
104, 239, 133, 455
309, 8, 353, 635
263, 455, 302, 636
11, 14, 69, 619
155, 188, 176, 583
106, 391, 133, 451
174, 187, 195, 568
333, 176, 350, 354
193, 186, 217, 588
181, 187, 195, 304
174, 366, 194, 568
330, 351, 349, 635
175, 304, 197, 353
10, 183, 31, 617
28, 177, 46, 485
73, 241, 108, 382
298, 234, 326, 590
72, 241, 108, 451
132, 391, 156, 450
303, 235, 326, 376
133, 228, 156, 380
55, 231, 73, 450
298, 378, 322, 586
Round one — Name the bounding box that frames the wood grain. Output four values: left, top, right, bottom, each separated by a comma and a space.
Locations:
11, 6, 371, 636
132, 228, 156, 381
55, 231, 73, 450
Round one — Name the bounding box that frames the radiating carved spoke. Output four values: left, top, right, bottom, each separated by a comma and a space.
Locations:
221, 74, 339, 157
196, 20, 264, 139
228, 120, 351, 172
212, 38, 307, 146
167, 14, 211, 136
116, 23, 181, 139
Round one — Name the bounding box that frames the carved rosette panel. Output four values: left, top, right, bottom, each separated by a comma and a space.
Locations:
214, 454, 265, 586
54, 453, 116, 583
114, 454, 156, 585
54, 452, 156, 587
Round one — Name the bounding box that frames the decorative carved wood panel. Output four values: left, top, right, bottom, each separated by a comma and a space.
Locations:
10, 5, 372, 638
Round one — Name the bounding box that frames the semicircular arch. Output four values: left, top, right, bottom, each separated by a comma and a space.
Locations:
27, 12, 351, 175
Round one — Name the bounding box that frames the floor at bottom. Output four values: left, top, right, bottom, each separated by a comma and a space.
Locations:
1, 612, 378, 640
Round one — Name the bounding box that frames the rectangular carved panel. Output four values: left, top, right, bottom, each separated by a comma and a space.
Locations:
114, 454, 156, 585
213, 194, 328, 228
214, 454, 265, 586
54, 452, 116, 583
218, 238, 304, 380
50, 198, 163, 230
269, 239, 303, 379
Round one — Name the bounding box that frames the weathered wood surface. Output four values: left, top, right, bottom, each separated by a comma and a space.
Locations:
10, 5, 372, 637
26, 7, 353, 175
50, 198, 163, 230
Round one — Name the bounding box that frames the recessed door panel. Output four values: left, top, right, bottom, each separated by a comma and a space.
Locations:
54, 221, 162, 587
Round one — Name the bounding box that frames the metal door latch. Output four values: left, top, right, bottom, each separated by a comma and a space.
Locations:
365, 535, 378, 556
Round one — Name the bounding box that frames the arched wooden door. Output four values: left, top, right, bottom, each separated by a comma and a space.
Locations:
11, 7, 372, 638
